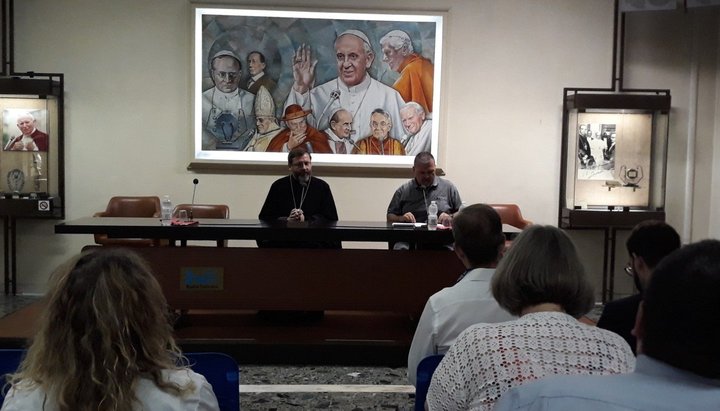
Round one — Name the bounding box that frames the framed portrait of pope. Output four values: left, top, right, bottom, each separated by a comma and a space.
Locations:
192, 6, 444, 169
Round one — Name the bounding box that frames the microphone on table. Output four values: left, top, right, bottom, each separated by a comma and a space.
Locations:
190, 178, 199, 220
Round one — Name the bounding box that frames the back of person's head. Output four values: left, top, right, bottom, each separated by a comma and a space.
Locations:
626, 220, 680, 268
11, 248, 191, 411
491, 225, 594, 317
641, 239, 720, 378
453, 204, 504, 267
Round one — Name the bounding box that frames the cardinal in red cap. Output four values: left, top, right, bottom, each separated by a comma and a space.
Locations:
266, 104, 332, 153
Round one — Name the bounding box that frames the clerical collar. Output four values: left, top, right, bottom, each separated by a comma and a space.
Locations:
342, 74, 371, 94
213, 88, 240, 98
325, 129, 347, 143
257, 124, 280, 136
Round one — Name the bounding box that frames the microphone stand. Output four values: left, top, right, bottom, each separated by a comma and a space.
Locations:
190, 178, 199, 220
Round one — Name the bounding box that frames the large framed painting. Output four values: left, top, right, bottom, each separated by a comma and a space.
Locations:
193, 6, 444, 168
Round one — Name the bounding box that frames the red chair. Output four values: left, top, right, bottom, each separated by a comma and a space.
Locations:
172, 204, 230, 247
490, 204, 532, 253
93, 196, 163, 246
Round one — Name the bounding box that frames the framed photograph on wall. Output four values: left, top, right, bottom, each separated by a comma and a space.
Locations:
0, 102, 56, 196
192, 6, 444, 168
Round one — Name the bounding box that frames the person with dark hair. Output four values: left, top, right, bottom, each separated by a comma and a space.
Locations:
495, 239, 720, 411
244, 51, 276, 95
258, 147, 338, 248
577, 123, 595, 167
387, 152, 461, 227
427, 226, 634, 410
386, 151, 461, 250
2, 249, 219, 411
597, 220, 680, 353
324, 108, 357, 154
407, 204, 514, 386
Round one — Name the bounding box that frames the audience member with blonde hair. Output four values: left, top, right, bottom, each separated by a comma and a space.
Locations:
426, 225, 635, 410
2, 248, 219, 411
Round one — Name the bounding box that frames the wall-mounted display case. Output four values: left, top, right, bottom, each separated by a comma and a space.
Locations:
559, 90, 670, 228
0, 76, 64, 219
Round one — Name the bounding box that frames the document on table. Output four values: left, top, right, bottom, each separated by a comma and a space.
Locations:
391, 222, 426, 228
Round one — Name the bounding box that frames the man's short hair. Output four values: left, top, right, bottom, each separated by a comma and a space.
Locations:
329, 108, 350, 125
453, 204, 504, 267
626, 220, 681, 268
414, 151, 434, 167
248, 50, 266, 63
491, 225, 594, 317
642, 239, 720, 378
288, 147, 310, 166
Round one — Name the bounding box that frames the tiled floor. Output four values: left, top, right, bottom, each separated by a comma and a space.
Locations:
240, 365, 415, 410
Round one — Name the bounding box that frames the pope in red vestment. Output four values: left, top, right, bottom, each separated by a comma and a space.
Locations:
266, 104, 332, 153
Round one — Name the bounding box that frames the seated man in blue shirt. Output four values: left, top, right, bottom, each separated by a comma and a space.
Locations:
387, 151, 461, 249
494, 240, 720, 411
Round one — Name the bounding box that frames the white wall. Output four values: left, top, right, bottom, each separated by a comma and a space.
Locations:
8, 0, 719, 294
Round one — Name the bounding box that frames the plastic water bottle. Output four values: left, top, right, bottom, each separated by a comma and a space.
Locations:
427, 200, 438, 231
161, 195, 173, 226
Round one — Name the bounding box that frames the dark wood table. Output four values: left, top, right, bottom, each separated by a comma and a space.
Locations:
55, 217, 457, 244
55, 218, 464, 348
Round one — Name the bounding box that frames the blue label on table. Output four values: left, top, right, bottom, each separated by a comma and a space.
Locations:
180, 267, 224, 290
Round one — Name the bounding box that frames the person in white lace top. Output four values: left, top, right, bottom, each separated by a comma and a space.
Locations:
426, 225, 635, 411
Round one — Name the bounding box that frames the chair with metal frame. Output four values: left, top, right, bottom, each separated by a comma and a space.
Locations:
93, 196, 163, 246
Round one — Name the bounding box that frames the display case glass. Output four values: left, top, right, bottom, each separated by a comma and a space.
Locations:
0, 77, 64, 218
559, 91, 670, 228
